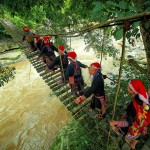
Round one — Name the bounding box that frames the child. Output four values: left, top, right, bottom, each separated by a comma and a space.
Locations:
22, 26, 36, 51
65, 51, 87, 98
110, 80, 150, 149
75, 62, 106, 117
48, 45, 68, 81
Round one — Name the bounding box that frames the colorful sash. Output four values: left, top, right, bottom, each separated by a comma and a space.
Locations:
126, 99, 150, 139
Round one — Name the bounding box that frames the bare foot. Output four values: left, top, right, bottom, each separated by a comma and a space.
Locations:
125, 138, 138, 150
94, 114, 103, 119
130, 140, 138, 150
73, 94, 78, 99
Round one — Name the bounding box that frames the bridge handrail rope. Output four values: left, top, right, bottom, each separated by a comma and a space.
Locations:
100, 28, 105, 64
69, 24, 72, 50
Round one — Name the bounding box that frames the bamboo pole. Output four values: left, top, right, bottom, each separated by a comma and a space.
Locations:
107, 27, 126, 149
55, 36, 66, 82
112, 28, 126, 119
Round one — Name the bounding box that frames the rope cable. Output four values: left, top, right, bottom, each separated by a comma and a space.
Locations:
100, 29, 105, 64
69, 24, 71, 49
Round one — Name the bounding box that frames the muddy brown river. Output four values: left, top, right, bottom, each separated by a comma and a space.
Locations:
0, 60, 72, 150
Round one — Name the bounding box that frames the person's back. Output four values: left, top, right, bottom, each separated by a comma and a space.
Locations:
61, 53, 68, 70
25, 31, 34, 42
65, 51, 87, 98
48, 52, 68, 70
47, 45, 68, 83
70, 61, 82, 77
65, 61, 86, 79
91, 72, 105, 97
42, 45, 54, 57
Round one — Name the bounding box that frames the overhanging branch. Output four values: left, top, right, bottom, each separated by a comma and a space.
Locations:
128, 58, 147, 74
39, 12, 150, 37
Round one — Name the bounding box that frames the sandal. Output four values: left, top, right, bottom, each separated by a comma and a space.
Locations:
92, 109, 103, 119
125, 138, 138, 150
94, 114, 103, 119
50, 70, 55, 75
111, 126, 120, 135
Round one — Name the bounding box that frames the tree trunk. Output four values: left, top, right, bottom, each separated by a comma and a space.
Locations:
140, 17, 150, 81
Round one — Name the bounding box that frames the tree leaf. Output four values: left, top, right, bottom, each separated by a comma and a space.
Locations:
113, 28, 123, 40
132, 21, 140, 29
126, 31, 132, 39
119, 0, 128, 9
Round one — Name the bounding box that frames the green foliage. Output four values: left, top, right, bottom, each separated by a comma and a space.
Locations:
51, 119, 92, 150
29, 6, 46, 24
5, 15, 26, 29
84, 28, 119, 58
91, 0, 149, 41
0, 66, 15, 87
0, 4, 5, 18
91, 0, 137, 22
112, 27, 123, 40
0, 23, 11, 38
